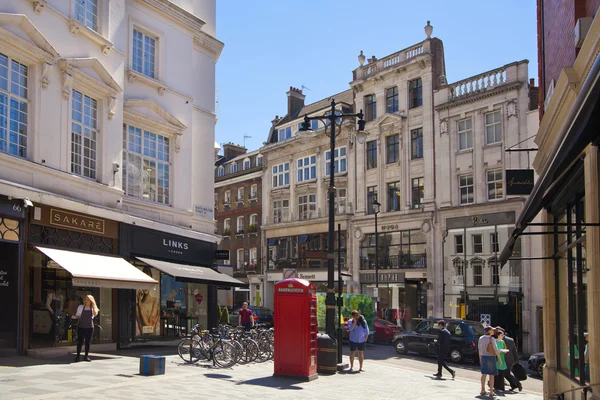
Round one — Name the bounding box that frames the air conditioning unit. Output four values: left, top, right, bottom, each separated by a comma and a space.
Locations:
574, 17, 593, 48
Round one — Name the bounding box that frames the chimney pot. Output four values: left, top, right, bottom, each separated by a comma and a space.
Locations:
529, 78, 535, 86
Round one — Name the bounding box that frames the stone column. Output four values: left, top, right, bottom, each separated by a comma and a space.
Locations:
584, 144, 599, 399
541, 208, 558, 398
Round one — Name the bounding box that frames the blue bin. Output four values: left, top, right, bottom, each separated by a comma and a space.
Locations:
139, 355, 166, 376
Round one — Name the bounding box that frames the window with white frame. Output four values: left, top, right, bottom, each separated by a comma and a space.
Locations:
485, 111, 502, 144
214, 193, 218, 207
237, 248, 244, 270
0, 52, 28, 158
237, 187, 244, 202
257, 155, 263, 166
298, 194, 316, 220
249, 247, 257, 266
273, 199, 289, 223
132, 29, 156, 78
490, 232, 499, 253
297, 155, 316, 182
486, 169, 503, 200
231, 162, 238, 174
250, 184, 258, 199
243, 158, 250, 170
71, 90, 98, 179
335, 188, 347, 215
453, 258, 464, 280
278, 126, 292, 142
249, 214, 258, 232
459, 174, 474, 205
489, 257, 500, 285
75, 0, 99, 31
454, 235, 464, 254
472, 258, 483, 286
325, 146, 347, 175
122, 124, 170, 204
236, 216, 244, 234
217, 166, 224, 177
272, 162, 290, 188
224, 218, 231, 235
457, 119, 473, 151
224, 190, 231, 204
472, 234, 483, 254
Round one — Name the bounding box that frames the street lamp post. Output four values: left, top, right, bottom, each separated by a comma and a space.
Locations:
298, 100, 366, 344
372, 201, 381, 314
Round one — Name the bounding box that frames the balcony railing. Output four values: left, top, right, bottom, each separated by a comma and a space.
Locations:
448, 66, 507, 100
236, 196, 244, 203
360, 253, 427, 270
353, 43, 426, 81
223, 229, 231, 237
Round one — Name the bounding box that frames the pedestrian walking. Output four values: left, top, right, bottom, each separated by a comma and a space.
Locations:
478, 326, 500, 396
74, 295, 99, 362
347, 310, 369, 372
493, 328, 509, 392
238, 302, 254, 331
499, 327, 523, 392
432, 320, 455, 379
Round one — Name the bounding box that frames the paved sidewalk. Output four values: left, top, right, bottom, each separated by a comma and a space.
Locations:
0, 348, 544, 400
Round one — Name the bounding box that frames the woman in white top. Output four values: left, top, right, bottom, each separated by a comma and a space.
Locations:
74, 295, 99, 362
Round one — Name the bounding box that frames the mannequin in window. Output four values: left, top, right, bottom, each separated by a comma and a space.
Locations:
46, 292, 64, 317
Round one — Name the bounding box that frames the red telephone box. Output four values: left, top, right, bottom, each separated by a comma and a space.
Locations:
273, 278, 318, 381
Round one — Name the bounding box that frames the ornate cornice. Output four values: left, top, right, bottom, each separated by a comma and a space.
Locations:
124, 99, 187, 136
137, 0, 205, 33
194, 31, 224, 60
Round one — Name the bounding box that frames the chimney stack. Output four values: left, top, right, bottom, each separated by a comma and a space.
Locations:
287, 87, 305, 117
222, 142, 247, 159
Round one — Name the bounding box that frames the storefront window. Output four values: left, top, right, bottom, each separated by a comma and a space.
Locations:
360, 230, 426, 270
135, 265, 161, 338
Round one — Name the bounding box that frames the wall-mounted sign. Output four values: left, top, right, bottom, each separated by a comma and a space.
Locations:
194, 205, 213, 219
0, 195, 25, 219
446, 211, 515, 230
360, 272, 405, 283
506, 169, 535, 195
381, 224, 399, 231
214, 250, 229, 260
34, 205, 118, 238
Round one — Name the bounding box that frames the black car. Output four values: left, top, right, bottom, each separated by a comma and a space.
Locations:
229, 306, 274, 327
392, 318, 485, 363
528, 352, 545, 377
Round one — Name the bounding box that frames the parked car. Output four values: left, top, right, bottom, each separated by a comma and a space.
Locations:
229, 306, 274, 327
528, 352, 545, 377
373, 318, 404, 343
392, 318, 485, 363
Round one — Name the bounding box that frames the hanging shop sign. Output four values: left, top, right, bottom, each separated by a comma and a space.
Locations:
360, 272, 405, 283
0, 195, 26, 219
506, 169, 535, 195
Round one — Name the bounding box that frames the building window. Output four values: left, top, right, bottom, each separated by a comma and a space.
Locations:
231, 162, 238, 174
366, 141, 377, 169
243, 158, 250, 170
386, 135, 399, 164
411, 128, 423, 159
472, 234, 483, 254
250, 184, 258, 199
457, 119, 473, 151
386, 87, 398, 113
122, 124, 170, 204
257, 155, 263, 166
412, 177, 424, 209
334, 188, 347, 215
486, 169, 503, 200
71, 90, 98, 179
0, 53, 28, 158
132, 29, 156, 78
459, 174, 474, 205
409, 78, 422, 108
214, 193, 218, 208
236, 216, 244, 234
298, 194, 316, 220
367, 186, 378, 214
325, 147, 347, 175
237, 187, 244, 202
224, 190, 231, 205
272, 162, 290, 188
224, 218, 231, 235
237, 248, 244, 270
300, 119, 319, 131
387, 182, 401, 212
365, 94, 376, 121
297, 155, 317, 182
75, 0, 98, 31
453, 258, 464, 279
273, 199, 289, 223
454, 235, 464, 254
472, 258, 483, 286
278, 126, 292, 142
249, 247, 257, 266
485, 111, 502, 145
249, 214, 258, 232
217, 166, 224, 177
489, 257, 500, 285
490, 233, 499, 253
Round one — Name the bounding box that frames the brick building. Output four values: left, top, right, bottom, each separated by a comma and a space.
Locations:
215, 143, 263, 306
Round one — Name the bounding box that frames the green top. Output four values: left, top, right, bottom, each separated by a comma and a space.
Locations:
496, 339, 507, 370
567, 345, 580, 376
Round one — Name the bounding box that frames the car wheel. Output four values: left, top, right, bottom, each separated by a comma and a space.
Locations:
394, 340, 407, 354
368, 334, 376, 344
537, 361, 544, 377
449, 347, 464, 363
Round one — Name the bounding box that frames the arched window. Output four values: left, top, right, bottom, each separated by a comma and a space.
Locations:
243, 157, 251, 170
231, 163, 238, 173
217, 166, 224, 177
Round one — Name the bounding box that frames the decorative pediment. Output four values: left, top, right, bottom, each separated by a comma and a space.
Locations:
124, 99, 187, 137
0, 13, 59, 62
376, 113, 405, 136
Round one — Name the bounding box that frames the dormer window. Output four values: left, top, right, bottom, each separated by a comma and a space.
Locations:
231, 162, 238, 173
243, 158, 251, 170
278, 127, 292, 142
217, 166, 224, 177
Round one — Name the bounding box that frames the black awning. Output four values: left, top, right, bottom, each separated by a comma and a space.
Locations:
499, 54, 600, 266
136, 257, 248, 288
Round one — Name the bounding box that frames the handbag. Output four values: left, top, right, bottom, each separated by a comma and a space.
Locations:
512, 362, 528, 381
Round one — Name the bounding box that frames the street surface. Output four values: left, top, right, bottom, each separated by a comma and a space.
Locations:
0, 344, 543, 400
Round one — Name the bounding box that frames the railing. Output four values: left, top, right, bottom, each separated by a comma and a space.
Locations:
223, 229, 231, 236
236, 196, 244, 203
448, 67, 507, 99
355, 43, 425, 80
360, 254, 427, 270
250, 193, 258, 201
235, 229, 244, 235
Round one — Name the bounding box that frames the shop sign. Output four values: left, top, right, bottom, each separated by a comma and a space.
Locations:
50, 209, 105, 234
381, 224, 399, 231
214, 250, 229, 260
297, 273, 317, 280
506, 169, 535, 195
360, 272, 405, 283
0, 270, 9, 287
446, 211, 515, 230
0, 196, 25, 219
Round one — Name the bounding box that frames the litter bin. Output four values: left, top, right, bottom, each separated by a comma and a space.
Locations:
317, 333, 337, 375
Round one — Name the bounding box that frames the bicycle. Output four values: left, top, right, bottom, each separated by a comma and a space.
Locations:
177, 325, 237, 368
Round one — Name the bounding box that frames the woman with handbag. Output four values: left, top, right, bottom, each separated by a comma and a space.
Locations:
478, 326, 500, 396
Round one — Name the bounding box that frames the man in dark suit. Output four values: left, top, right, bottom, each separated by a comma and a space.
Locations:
498, 328, 522, 391
433, 320, 455, 379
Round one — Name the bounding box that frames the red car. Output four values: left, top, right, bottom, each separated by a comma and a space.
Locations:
373, 318, 403, 343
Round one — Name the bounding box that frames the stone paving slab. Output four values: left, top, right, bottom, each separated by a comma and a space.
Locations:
0, 349, 544, 400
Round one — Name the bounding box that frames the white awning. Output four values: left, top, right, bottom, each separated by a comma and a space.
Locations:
36, 246, 157, 290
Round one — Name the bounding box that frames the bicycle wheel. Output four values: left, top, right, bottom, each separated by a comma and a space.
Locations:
241, 338, 260, 363
177, 338, 205, 364
231, 340, 247, 365
255, 339, 272, 363
212, 340, 237, 368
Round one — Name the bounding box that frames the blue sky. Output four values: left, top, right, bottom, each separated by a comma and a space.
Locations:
215, 0, 538, 153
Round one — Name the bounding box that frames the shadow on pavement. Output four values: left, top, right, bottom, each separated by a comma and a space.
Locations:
204, 373, 233, 379
0, 354, 118, 368
237, 376, 304, 390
